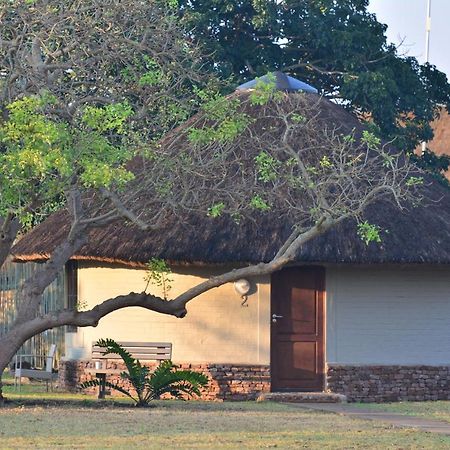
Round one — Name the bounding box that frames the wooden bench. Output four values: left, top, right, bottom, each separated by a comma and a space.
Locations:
84, 341, 172, 398
14, 344, 58, 392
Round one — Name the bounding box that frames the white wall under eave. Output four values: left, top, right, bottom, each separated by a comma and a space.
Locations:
66, 262, 271, 365
326, 265, 450, 366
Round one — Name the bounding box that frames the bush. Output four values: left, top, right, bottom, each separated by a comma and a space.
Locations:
80, 338, 208, 407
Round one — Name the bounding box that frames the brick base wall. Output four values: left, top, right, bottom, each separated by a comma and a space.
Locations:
327, 365, 450, 402
59, 359, 271, 401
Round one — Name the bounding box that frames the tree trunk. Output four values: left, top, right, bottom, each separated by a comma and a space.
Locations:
0, 334, 25, 404
0, 216, 19, 270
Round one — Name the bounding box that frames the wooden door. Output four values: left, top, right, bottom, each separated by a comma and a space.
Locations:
271, 266, 325, 391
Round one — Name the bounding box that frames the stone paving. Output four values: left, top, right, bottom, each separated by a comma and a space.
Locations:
294, 403, 450, 436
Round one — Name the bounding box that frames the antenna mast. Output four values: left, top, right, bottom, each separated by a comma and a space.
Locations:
425, 0, 432, 63
421, 0, 432, 155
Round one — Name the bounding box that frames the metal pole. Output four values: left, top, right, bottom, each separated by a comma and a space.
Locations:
425, 0, 432, 63
421, 0, 432, 155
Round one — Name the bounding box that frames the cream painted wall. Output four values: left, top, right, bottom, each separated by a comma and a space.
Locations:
66, 262, 271, 364
326, 266, 450, 365
66, 263, 450, 367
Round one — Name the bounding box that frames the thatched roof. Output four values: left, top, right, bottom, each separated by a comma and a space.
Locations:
11, 92, 450, 267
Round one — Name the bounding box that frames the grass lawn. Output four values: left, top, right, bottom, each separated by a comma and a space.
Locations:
354, 401, 450, 424
1, 375, 450, 449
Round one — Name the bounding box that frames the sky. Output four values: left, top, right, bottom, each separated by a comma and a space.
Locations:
368, 0, 450, 78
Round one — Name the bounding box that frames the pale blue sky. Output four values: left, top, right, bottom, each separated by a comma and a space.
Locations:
368, 0, 450, 77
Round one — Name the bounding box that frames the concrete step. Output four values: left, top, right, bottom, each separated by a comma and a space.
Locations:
256, 391, 347, 403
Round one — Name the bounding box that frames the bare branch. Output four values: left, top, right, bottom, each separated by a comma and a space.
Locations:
99, 188, 157, 231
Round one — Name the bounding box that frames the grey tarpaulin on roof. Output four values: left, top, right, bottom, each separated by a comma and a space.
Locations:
236, 71, 318, 94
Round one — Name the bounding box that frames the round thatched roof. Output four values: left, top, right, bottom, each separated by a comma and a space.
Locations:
11, 91, 450, 267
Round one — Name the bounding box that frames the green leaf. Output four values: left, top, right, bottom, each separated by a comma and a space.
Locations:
406, 176, 424, 186
249, 73, 284, 105
144, 258, 173, 300
319, 155, 333, 169
255, 151, 280, 182
361, 130, 381, 150
290, 113, 306, 124
82, 102, 133, 134
207, 202, 226, 218
250, 195, 270, 211
357, 221, 382, 245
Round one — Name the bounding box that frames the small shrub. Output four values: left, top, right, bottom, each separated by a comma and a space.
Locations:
80, 338, 208, 407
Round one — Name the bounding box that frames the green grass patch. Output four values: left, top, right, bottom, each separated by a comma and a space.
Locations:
2, 378, 450, 448
0, 403, 449, 449
1, 394, 450, 448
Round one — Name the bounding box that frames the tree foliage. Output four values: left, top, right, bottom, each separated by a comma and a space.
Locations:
0, 0, 205, 228
179, 0, 450, 155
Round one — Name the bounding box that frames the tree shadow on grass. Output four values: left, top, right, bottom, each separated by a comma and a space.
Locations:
2, 375, 287, 413
2, 393, 290, 413
2, 395, 134, 410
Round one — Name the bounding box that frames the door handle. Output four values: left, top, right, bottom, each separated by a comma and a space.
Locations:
272, 314, 283, 323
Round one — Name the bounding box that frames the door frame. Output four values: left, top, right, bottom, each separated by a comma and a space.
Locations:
270, 265, 326, 392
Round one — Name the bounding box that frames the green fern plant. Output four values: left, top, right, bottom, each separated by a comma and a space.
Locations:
80, 338, 208, 407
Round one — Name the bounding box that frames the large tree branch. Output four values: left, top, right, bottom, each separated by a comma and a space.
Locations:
9, 293, 175, 343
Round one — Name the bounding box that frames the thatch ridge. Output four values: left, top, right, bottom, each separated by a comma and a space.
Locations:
11, 93, 450, 266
